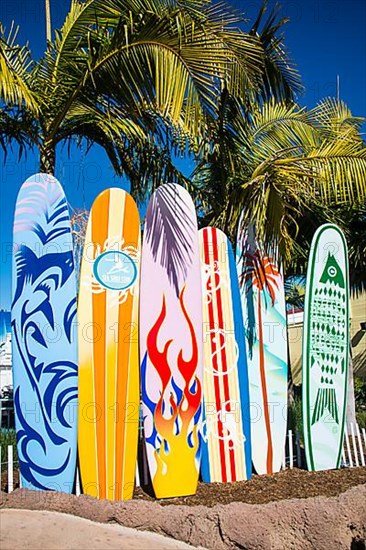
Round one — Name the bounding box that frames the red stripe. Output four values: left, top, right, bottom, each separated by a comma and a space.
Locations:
203, 229, 227, 482
211, 228, 237, 482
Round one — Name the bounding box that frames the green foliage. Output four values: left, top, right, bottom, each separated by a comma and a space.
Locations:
2, 0, 364, 285
0, 24, 38, 111
0, 429, 18, 466
0, 0, 301, 198
354, 377, 366, 412
194, 96, 366, 271
287, 396, 303, 442
356, 410, 366, 430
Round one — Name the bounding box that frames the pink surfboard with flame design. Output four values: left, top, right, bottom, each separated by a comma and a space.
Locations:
140, 183, 203, 499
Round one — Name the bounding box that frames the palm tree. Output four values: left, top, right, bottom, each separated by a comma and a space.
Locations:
194, 97, 366, 267
0, 0, 300, 201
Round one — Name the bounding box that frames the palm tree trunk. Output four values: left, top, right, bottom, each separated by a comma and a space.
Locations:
45, 0, 52, 42
40, 142, 56, 174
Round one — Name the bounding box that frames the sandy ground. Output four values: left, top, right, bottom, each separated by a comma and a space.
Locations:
0, 509, 199, 550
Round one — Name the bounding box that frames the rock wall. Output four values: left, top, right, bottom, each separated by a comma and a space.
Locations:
1, 485, 365, 549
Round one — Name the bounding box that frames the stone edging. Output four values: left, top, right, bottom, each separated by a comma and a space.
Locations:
1, 485, 365, 549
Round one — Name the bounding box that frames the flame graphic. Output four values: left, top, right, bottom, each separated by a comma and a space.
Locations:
146, 286, 201, 497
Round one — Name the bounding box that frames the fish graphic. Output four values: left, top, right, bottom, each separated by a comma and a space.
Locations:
319, 253, 345, 288
311, 253, 347, 426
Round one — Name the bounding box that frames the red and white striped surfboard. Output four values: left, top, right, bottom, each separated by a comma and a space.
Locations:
199, 227, 251, 483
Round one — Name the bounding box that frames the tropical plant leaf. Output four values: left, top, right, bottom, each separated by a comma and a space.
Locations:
1, 0, 303, 191
0, 24, 38, 112
194, 95, 366, 271
249, 2, 303, 101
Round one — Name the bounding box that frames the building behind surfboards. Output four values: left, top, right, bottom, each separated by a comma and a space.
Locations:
0, 310, 12, 390
288, 291, 366, 383
0, 309, 14, 428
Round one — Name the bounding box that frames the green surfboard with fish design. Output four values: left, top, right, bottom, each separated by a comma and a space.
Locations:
302, 224, 349, 471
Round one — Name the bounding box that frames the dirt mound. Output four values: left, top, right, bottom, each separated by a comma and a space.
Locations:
3, 465, 366, 505
134, 465, 366, 507
1, 469, 365, 549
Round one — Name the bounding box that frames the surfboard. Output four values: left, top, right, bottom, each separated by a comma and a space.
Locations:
12, 173, 78, 492
140, 183, 203, 499
78, 188, 140, 500
236, 221, 288, 475
199, 227, 251, 483
302, 223, 349, 471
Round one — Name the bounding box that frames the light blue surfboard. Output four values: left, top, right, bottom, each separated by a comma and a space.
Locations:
236, 221, 288, 475
12, 173, 78, 492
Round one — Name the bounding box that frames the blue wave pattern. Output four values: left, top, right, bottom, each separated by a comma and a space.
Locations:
12, 174, 78, 492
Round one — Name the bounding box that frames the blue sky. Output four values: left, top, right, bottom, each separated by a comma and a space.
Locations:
1, 0, 365, 309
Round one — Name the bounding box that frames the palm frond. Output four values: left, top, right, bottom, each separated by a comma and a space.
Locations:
249, 2, 303, 101
303, 133, 366, 204
246, 100, 319, 160
0, 107, 36, 158
311, 97, 365, 137
144, 183, 197, 296
0, 24, 38, 112
44, 0, 278, 145
195, 95, 366, 269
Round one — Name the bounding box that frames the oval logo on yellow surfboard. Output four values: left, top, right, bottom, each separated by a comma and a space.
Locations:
93, 251, 137, 290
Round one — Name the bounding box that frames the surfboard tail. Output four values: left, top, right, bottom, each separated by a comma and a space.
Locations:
311, 387, 339, 425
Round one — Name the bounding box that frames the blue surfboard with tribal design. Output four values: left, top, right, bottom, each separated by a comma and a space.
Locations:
12, 174, 78, 492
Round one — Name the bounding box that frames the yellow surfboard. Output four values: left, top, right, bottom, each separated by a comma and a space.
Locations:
78, 188, 140, 501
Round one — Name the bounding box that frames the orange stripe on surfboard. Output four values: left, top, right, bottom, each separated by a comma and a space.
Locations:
115, 193, 139, 499
91, 189, 110, 499
123, 225, 140, 500
123, 212, 140, 500
78, 217, 98, 496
